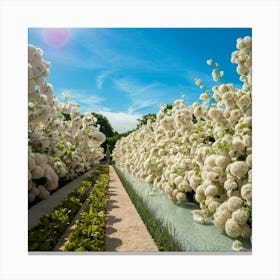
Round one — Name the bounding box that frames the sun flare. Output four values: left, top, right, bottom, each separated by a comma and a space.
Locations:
42, 28, 70, 48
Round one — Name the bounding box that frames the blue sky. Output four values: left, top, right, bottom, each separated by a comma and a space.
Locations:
28, 28, 251, 133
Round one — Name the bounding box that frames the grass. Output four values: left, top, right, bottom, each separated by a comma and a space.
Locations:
114, 166, 182, 251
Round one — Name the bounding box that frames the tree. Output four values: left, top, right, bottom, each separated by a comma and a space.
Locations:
91, 112, 116, 137
136, 113, 156, 129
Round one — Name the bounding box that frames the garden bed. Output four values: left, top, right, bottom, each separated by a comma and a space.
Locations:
28, 164, 109, 251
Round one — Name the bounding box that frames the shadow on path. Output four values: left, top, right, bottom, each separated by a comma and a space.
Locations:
107, 199, 120, 212
105, 215, 122, 250
105, 236, 123, 251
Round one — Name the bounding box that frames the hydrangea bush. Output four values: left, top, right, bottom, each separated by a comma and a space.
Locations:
113, 36, 252, 242
28, 45, 106, 203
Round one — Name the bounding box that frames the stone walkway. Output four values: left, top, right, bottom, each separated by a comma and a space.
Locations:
105, 166, 158, 252
28, 168, 96, 230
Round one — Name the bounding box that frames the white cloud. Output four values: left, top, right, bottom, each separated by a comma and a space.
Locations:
96, 71, 110, 89
113, 78, 162, 114
98, 111, 141, 133
127, 99, 157, 114
113, 77, 157, 97
56, 88, 139, 133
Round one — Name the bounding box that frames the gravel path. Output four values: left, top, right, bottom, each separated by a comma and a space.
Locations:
105, 166, 158, 252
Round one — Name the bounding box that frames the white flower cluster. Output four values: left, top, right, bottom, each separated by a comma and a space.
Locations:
113, 37, 252, 241
28, 45, 106, 203
231, 36, 252, 90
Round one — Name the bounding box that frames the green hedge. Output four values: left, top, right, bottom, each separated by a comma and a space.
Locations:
64, 166, 109, 251
28, 165, 108, 251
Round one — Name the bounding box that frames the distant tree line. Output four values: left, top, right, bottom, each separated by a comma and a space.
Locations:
91, 112, 158, 155
91, 103, 198, 155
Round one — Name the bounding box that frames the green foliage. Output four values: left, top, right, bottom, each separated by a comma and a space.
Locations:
65, 168, 109, 251
247, 206, 252, 227
90, 112, 123, 153
114, 167, 182, 251
163, 104, 173, 112
192, 114, 198, 124
29, 208, 71, 251
136, 113, 156, 129
28, 165, 107, 251
89, 111, 161, 153
91, 112, 116, 137
237, 154, 247, 161
204, 135, 216, 145
104, 134, 122, 154
62, 113, 71, 121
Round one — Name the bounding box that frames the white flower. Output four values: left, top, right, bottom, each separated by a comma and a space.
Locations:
237, 64, 248, 75
224, 179, 238, 191
232, 208, 248, 225
243, 135, 252, 148
176, 192, 186, 203
241, 224, 252, 239
227, 189, 240, 198
227, 196, 243, 212
173, 99, 184, 108
37, 185, 50, 200
31, 166, 44, 179
215, 155, 231, 169
206, 172, 219, 181
205, 184, 219, 197
236, 38, 245, 49
28, 169, 32, 181
241, 183, 252, 205
194, 106, 203, 118
205, 154, 218, 168
245, 154, 252, 168
62, 92, 71, 99
28, 156, 36, 171
195, 78, 202, 86
173, 175, 183, 186
212, 69, 219, 82
199, 92, 210, 101
230, 109, 241, 119
29, 186, 39, 197
194, 186, 206, 202
208, 201, 220, 213
192, 210, 209, 224
34, 153, 48, 166
248, 169, 252, 183
225, 218, 242, 237
232, 240, 244, 251
213, 209, 232, 228
206, 58, 213, 65
229, 161, 249, 178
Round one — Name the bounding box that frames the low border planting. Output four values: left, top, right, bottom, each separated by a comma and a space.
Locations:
114, 166, 182, 251
64, 165, 109, 251
28, 165, 107, 251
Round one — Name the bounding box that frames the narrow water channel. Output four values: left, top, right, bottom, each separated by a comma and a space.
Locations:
115, 166, 251, 253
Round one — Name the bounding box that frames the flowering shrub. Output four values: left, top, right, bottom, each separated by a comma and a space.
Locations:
113, 36, 252, 242
28, 45, 106, 203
